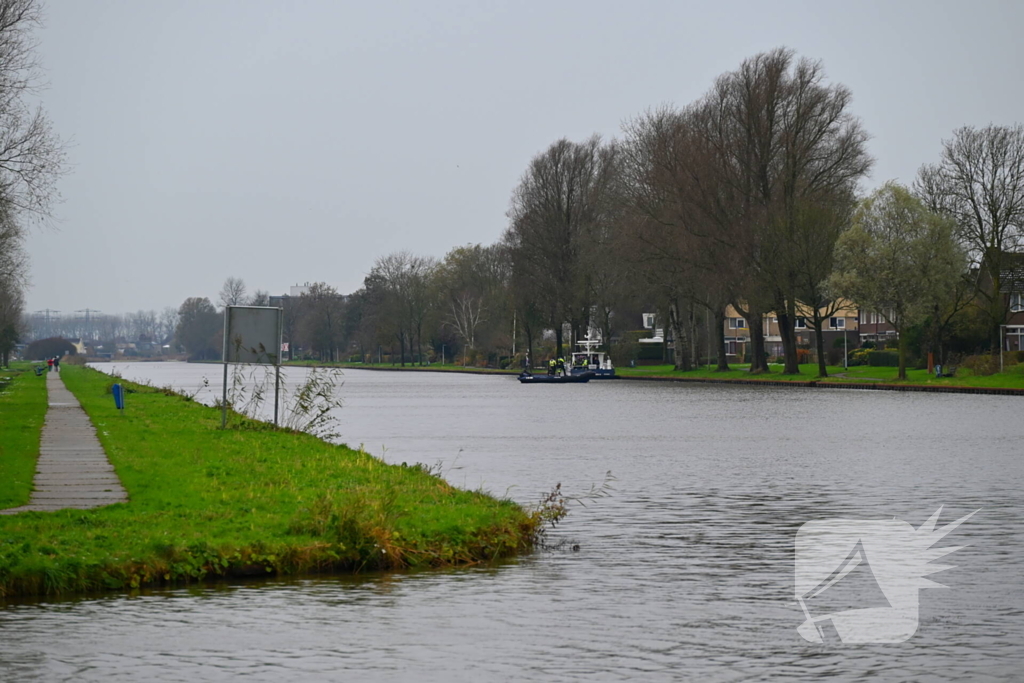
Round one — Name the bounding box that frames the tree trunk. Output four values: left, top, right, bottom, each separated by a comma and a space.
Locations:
669, 302, 691, 371
898, 333, 907, 380
555, 323, 563, 361
813, 318, 828, 378
748, 312, 769, 373
715, 309, 730, 371
777, 309, 800, 375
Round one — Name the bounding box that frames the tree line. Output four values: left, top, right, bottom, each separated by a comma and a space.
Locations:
0, 0, 66, 367
169, 48, 1024, 379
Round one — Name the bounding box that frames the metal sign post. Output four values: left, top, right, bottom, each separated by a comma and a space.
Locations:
221, 305, 285, 429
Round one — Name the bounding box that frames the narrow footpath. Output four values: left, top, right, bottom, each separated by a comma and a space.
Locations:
0, 370, 127, 515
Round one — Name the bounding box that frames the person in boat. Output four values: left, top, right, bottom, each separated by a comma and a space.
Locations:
557, 357, 565, 376
548, 358, 556, 376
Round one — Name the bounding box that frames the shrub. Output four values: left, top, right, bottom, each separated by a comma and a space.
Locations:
867, 350, 899, 367
962, 354, 999, 376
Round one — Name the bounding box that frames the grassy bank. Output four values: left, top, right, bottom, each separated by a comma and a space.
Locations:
0, 363, 48, 509
285, 358, 1024, 390
615, 362, 1024, 388
284, 360, 520, 374
0, 366, 540, 598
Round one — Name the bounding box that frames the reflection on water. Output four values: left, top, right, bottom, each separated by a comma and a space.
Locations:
0, 363, 1021, 681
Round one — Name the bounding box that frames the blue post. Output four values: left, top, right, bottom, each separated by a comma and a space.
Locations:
112, 383, 125, 412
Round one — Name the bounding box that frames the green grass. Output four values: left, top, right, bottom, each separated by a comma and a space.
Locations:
0, 363, 48, 508
284, 360, 519, 374
615, 362, 1024, 388
0, 366, 539, 598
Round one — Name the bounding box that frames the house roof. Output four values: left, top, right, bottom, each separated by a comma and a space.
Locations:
999, 252, 1024, 292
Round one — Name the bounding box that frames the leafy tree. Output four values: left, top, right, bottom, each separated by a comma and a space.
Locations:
831, 183, 966, 379
25, 336, 75, 360
174, 297, 220, 360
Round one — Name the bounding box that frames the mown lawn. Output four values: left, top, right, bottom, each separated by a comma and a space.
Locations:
615, 362, 1024, 388
0, 363, 48, 508
0, 366, 538, 598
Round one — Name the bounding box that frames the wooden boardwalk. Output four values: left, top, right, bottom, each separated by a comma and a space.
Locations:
0, 371, 127, 515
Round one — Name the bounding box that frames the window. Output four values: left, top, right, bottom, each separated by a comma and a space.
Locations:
731, 317, 746, 329
1011, 292, 1024, 313
859, 310, 867, 324
830, 317, 845, 329
795, 317, 806, 329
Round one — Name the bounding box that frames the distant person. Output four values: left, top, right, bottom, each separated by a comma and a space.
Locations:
47, 357, 53, 372
54, 356, 60, 372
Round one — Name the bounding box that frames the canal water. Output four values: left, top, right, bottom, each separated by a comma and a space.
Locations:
1, 363, 1021, 681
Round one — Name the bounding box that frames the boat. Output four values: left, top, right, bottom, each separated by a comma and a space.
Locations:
569, 337, 616, 379
518, 371, 595, 384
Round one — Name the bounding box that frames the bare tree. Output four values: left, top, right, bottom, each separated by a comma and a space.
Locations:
218, 276, 247, 308
248, 289, 270, 306
506, 136, 620, 357
366, 251, 437, 366
916, 123, 1024, 350
435, 244, 511, 364
0, 0, 66, 222
158, 306, 179, 344
299, 282, 344, 362
696, 48, 871, 374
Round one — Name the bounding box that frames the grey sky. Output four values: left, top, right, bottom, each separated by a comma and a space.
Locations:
23, 0, 1024, 315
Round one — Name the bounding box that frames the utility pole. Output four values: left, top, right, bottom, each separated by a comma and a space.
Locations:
34, 309, 60, 338
75, 309, 101, 340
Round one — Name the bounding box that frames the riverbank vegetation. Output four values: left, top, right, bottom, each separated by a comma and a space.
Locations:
0, 363, 47, 508
0, 366, 541, 598
24, 48, 1021, 386
150, 48, 1022, 387
283, 358, 1024, 390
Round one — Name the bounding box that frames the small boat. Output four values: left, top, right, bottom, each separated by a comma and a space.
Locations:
518, 371, 595, 384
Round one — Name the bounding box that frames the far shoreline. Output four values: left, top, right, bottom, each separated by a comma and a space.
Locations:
275, 361, 1024, 397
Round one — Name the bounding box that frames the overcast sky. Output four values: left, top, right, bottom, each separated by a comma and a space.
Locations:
23, 0, 1024, 315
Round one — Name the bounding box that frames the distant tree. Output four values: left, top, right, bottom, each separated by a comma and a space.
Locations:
218, 276, 247, 308
175, 297, 220, 360
0, 274, 22, 366
916, 123, 1024, 350
158, 306, 179, 344
25, 336, 75, 360
505, 136, 620, 357
434, 244, 510, 364
688, 48, 871, 374
298, 282, 344, 362
248, 289, 270, 306
831, 183, 966, 379
366, 251, 436, 365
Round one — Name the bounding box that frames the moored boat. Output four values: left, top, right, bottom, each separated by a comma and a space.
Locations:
569, 337, 616, 379
517, 371, 595, 384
